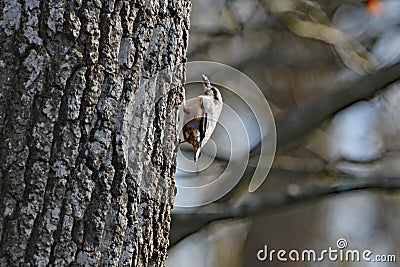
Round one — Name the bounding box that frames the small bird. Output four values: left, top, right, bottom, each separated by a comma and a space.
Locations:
181, 75, 223, 161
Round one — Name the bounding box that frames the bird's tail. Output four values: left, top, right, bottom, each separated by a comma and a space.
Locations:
202, 74, 211, 91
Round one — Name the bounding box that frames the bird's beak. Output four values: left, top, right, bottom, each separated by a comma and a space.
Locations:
194, 147, 201, 162
193, 143, 201, 162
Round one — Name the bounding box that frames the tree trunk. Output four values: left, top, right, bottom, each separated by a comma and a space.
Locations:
0, 0, 190, 266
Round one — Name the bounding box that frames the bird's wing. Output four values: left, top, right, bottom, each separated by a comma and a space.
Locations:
199, 114, 208, 148
198, 98, 208, 148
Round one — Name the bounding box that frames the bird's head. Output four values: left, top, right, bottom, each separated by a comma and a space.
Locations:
202, 74, 223, 102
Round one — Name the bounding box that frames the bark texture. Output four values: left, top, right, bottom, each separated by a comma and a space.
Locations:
0, 0, 190, 266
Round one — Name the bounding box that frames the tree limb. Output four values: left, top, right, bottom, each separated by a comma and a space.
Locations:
275, 61, 400, 145
170, 176, 400, 247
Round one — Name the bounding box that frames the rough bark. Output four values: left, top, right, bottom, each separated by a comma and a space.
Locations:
0, 0, 190, 266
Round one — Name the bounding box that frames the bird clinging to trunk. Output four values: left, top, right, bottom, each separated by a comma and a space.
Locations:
181, 75, 223, 161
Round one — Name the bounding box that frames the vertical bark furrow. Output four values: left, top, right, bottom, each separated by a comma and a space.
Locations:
0, 49, 51, 266
98, 170, 129, 267
75, 0, 102, 143
0, 0, 53, 263
71, 0, 125, 265
49, 204, 76, 266
63, 1, 82, 41
42, 1, 104, 264
77, 0, 102, 66
24, 63, 87, 265
21, 71, 77, 265
118, 185, 140, 267
0, 1, 22, 259
75, 164, 115, 265
95, 3, 142, 264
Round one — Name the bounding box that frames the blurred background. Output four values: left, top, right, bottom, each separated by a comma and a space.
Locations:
168, 0, 400, 266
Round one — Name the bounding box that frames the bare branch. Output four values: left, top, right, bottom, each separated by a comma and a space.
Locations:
276, 61, 400, 145
170, 176, 400, 247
